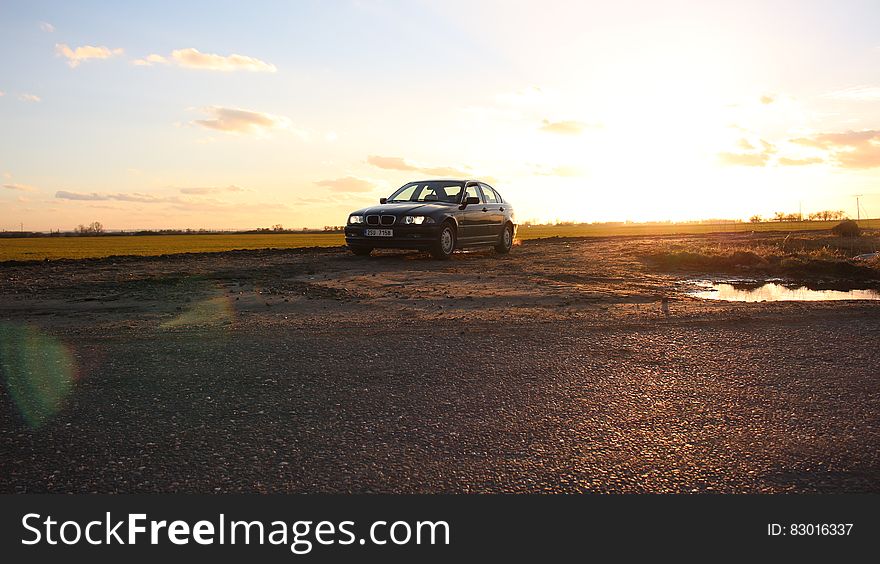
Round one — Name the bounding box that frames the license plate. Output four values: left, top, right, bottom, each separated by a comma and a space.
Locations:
364, 228, 393, 237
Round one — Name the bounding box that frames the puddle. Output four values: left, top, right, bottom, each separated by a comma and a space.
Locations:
691, 281, 880, 302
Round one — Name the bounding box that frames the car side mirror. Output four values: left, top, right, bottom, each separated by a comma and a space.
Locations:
464, 196, 480, 205
380, 197, 387, 204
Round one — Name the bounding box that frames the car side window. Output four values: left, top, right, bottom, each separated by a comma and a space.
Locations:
480, 184, 498, 204
465, 184, 482, 202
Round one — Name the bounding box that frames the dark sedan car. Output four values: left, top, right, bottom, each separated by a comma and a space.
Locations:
344, 179, 516, 259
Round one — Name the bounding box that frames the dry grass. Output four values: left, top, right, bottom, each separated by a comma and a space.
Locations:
642, 231, 880, 279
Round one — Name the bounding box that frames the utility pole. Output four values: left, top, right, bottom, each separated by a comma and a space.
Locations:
854, 194, 863, 221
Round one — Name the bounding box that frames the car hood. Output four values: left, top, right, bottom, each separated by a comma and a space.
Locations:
350, 202, 454, 216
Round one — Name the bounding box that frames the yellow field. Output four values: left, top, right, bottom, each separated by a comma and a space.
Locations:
1, 220, 878, 262
0, 233, 345, 262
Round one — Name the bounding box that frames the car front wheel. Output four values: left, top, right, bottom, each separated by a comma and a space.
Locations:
495, 223, 513, 254
430, 224, 456, 259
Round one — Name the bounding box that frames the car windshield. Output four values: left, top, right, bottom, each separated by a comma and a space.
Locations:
387, 181, 464, 203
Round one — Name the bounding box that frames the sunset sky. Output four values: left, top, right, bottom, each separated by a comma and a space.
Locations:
2, 0, 880, 231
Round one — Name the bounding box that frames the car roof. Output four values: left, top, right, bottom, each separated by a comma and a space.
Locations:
411, 179, 488, 184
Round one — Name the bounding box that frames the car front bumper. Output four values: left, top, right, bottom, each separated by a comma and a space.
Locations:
344, 224, 442, 249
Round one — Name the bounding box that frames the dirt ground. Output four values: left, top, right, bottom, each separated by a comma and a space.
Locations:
1, 232, 879, 493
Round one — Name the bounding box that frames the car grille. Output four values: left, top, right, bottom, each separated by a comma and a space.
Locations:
367, 215, 395, 226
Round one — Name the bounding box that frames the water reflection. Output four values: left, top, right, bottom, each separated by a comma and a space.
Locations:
0, 323, 76, 427
692, 282, 880, 302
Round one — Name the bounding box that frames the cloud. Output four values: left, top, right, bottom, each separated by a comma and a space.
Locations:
191, 106, 290, 135
777, 157, 824, 166
39, 21, 55, 33
718, 138, 778, 167
315, 176, 376, 193
790, 130, 880, 169
55, 43, 123, 67
132, 53, 168, 66
3, 183, 37, 192
0, 91, 5, 97
366, 155, 471, 177
737, 138, 755, 150
759, 94, 775, 105
134, 48, 276, 72
824, 86, 880, 101
717, 151, 770, 167
178, 185, 246, 195
366, 155, 418, 172
55, 191, 182, 203
539, 119, 592, 135
19, 93, 40, 102
533, 165, 585, 177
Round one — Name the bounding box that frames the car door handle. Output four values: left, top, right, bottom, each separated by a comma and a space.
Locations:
482, 207, 488, 212
499, 207, 504, 211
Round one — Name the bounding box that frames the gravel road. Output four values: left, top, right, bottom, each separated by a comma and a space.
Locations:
1, 235, 878, 492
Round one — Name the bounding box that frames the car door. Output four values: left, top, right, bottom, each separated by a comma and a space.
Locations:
479, 183, 505, 240
457, 183, 484, 244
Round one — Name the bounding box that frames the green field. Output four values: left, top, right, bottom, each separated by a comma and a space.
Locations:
2, 220, 878, 262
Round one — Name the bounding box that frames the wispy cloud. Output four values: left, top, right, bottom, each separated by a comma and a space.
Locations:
718, 151, 771, 167
191, 106, 290, 136
38, 21, 55, 33
315, 176, 376, 193
777, 156, 824, 166
55, 191, 181, 203
132, 54, 168, 67
366, 155, 471, 177
533, 165, 585, 177
133, 48, 276, 72
824, 85, 880, 101
539, 119, 596, 135
55, 43, 123, 68
790, 129, 880, 168
3, 183, 37, 192
759, 94, 775, 105
718, 138, 778, 167
18, 93, 40, 103
178, 185, 246, 195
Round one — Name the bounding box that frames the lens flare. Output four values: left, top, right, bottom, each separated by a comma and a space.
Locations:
0, 323, 76, 428
160, 295, 236, 329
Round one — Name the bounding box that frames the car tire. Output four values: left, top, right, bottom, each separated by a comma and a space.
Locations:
495, 223, 513, 254
350, 246, 373, 256
430, 223, 456, 260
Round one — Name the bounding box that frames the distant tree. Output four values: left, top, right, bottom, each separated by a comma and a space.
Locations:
75, 221, 104, 235
272, 224, 284, 232
772, 211, 786, 222
749, 215, 763, 223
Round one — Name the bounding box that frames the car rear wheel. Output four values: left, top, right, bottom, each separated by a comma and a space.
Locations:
350, 246, 373, 256
430, 223, 456, 260
495, 223, 513, 254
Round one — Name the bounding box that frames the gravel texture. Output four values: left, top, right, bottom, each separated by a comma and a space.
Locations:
1, 234, 878, 493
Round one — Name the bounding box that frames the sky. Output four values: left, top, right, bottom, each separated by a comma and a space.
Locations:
1, 0, 880, 231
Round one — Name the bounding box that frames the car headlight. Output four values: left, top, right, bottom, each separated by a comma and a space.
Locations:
348, 215, 364, 224
403, 215, 434, 225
